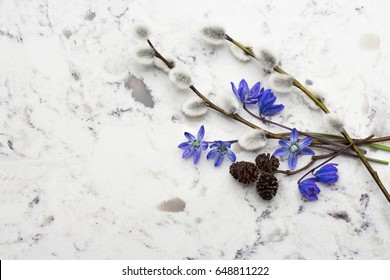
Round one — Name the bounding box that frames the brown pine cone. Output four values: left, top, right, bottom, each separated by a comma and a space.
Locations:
229, 161, 260, 184
255, 153, 280, 173
256, 173, 279, 200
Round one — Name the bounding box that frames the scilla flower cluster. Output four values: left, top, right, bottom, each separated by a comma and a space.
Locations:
299, 164, 339, 201
178, 125, 236, 167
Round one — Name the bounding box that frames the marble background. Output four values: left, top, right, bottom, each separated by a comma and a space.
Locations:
1, 0, 390, 259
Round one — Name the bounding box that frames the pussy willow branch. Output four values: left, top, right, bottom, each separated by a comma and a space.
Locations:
148, 39, 362, 147
147, 39, 279, 139
224, 34, 390, 204
224, 34, 327, 111
148, 39, 386, 167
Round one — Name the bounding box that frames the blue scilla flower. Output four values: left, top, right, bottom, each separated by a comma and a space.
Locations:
178, 125, 208, 164
298, 178, 321, 201
207, 141, 236, 166
231, 79, 262, 104
314, 163, 339, 184
258, 88, 284, 116
273, 128, 314, 170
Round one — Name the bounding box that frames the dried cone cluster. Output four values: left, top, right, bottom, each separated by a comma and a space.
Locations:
230, 153, 280, 200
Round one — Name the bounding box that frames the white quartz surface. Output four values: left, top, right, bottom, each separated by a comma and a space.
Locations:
1, 0, 390, 259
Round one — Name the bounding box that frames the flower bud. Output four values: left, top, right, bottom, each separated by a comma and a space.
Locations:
229, 44, 251, 62
255, 47, 278, 69
133, 24, 151, 40
182, 97, 208, 117
169, 67, 192, 89
216, 94, 239, 114
268, 72, 294, 93
200, 25, 226, 45
323, 113, 345, 132
238, 129, 267, 151
133, 47, 155, 65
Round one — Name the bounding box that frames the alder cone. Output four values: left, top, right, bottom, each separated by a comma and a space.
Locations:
256, 173, 279, 200
255, 153, 280, 173
229, 161, 259, 184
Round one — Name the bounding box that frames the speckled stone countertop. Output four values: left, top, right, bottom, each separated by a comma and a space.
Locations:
1, 0, 389, 259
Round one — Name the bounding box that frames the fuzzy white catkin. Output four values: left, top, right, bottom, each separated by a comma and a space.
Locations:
255, 47, 278, 69
216, 94, 239, 114
153, 55, 175, 73
133, 24, 151, 40
229, 44, 251, 62
301, 88, 326, 110
238, 129, 267, 151
200, 25, 226, 45
134, 47, 155, 65
323, 113, 345, 132
182, 97, 208, 117
268, 72, 294, 93
169, 67, 192, 89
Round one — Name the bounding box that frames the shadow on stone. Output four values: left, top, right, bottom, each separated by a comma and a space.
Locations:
125, 74, 154, 108
157, 197, 186, 212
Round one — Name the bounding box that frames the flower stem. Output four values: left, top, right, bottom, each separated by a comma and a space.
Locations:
146, 39, 280, 140
312, 145, 388, 165
206, 140, 238, 144
279, 132, 390, 150
341, 130, 390, 202
276, 152, 336, 176
366, 143, 390, 152
297, 135, 374, 184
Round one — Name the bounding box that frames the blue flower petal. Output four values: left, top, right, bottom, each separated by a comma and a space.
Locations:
262, 104, 284, 115
261, 94, 276, 109
315, 163, 339, 184
273, 147, 288, 156
239, 79, 248, 91
178, 142, 191, 150
298, 137, 313, 149
299, 178, 320, 201
288, 153, 298, 170
197, 125, 205, 141
182, 149, 194, 159
250, 81, 261, 94
214, 153, 224, 166
207, 149, 219, 159
193, 149, 201, 164
279, 139, 291, 148
246, 99, 259, 105
300, 147, 315, 155
209, 142, 219, 149
200, 141, 208, 150
290, 128, 298, 143
237, 86, 245, 102
226, 149, 236, 162
184, 132, 196, 141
